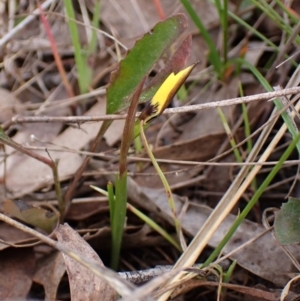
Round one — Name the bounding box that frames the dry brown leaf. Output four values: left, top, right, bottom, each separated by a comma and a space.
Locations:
4, 200, 58, 233
176, 78, 239, 142
133, 132, 227, 189
172, 280, 279, 300
126, 177, 300, 287
104, 119, 125, 147
55, 223, 117, 301
153, 132, 226, 161
133, 133, 226, 189
101, 0, 218, 48
245, 41, 266, 67
8, 3, 86, 54
3, 100, 106, 197
65, 201, 108, 221
0, 87, 71, 200
0, 248, 35, 300
3, 91, 70, 151
0, 88, 23, 123
0, 222, 34, 251
33, 251, 65, 301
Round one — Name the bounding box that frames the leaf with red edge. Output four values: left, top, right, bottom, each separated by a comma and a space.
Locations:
106, 14, 188, 114
140, 34, 193, 102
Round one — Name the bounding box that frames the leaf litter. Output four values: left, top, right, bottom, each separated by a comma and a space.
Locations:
0, 1, 300, 300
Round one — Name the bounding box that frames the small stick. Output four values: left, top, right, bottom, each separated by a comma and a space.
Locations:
12, 86, 300, 124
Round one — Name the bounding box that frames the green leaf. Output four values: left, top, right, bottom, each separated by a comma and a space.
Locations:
275, 197, 300, 245
107, 182, 115, 220
106, 14, 188, 114
111, 173, 127, 270
180, 0, 222, 77
63, 0, 92, 93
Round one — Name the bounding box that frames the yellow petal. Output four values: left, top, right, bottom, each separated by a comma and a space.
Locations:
139, 63, 197, 124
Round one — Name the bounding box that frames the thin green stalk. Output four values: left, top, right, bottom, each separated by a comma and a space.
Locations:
223, 260, 236, 283
239, 83, 257, 191
90, 185, 181, 251
127, 204, 181, 251
91, 179, 127, 270
275, 0, 298, 24
112, 173, 127, 269
63, 0, 91, 93
202, 132, 300, 267
239, 86, 253, 153
139, 120, 183, 251
109, 78, 145, 270
88, 0, 101, 54
221, 260, 236, 297
180, 0, 222, 77
251, 0, 300, 44
228, 11, 278, 50
107, 182, 115, 221
134, 123, 143, 171
241, 59, 300, 154
222, 0, 228, 64
214, 0, 228, 64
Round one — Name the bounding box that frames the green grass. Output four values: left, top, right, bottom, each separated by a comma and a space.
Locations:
63, 0, 300, 282
63, 0, 100, 93
202, 132, 300, 267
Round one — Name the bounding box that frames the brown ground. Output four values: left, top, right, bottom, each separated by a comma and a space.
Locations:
1, 1, 300, 300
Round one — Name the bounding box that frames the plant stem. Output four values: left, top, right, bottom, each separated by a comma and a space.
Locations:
139, 120, 183, 251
